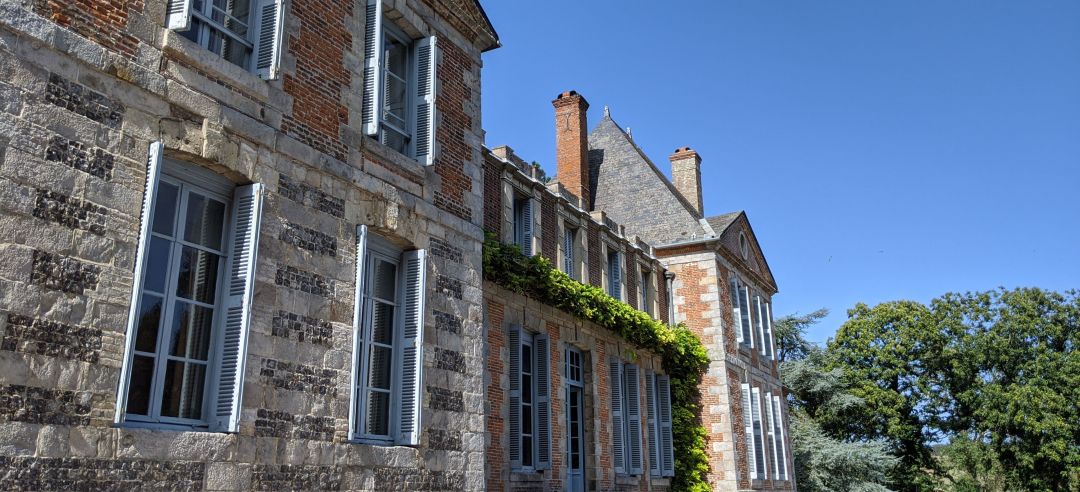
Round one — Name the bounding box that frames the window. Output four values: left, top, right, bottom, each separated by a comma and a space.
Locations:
349, 226, 426, 445
115, 142, 264, 432
563, 226, 577, 280
513, 195, 533, 256
645, 372, 675, 477
730, 277, 753, 346
741, 384, 767, 480
607, 249, 622, 301
508, 326, 551, 470
609, 358, 643, 475
361, 0, 437, 164
639, 268, 652, 316
771, 393, 789, 480
168, 0, 285, 79
755, 294, 774, 359
739, 232, 749, 259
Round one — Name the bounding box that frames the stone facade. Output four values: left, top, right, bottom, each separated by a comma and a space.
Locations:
0, 0, 497, 490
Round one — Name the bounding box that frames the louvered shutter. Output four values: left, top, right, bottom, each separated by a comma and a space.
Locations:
609, 252, 621, 300
608, 358, 625, 474
764, 302, 774, 359
413, 36, 437, 165
625, 364, 643, 475
212, 182, 265, 432
252, 0, 285, 80
657, 375, 675, 477
752, 387, 766, 479
521, 199, 533, 256
755, 295, 767, 356
563, 228, 574, 278
361, 0, 383, 136
347, 225, 369, 440
729, 278, 742, 343
534, 333, 551, 469
645, 372, 659, 476
165, 0, 192, 31
114, 142, 165, 424
765, 392, 777, 480
740, 285, 753, 347
396, 249, 426, 445
773, 394, 788, 480
507, 325, 522, 468
741, 383, 757, 480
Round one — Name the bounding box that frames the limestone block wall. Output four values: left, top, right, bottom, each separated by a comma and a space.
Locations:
483, 283, 672, 492
0, 0, 492, 490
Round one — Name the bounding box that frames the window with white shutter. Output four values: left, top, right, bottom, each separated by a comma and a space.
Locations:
607, 250, 622, 301
509, 328, 550, 471
624, 364, 643, 475
646, 373, 660, 477
360, 0, 439, 164
608, 358, 625, 475
348, 229, 427, 445
740, 283, 753, 347
657, 375, 675, 477
169, 0, 284, 79
741, 383, 757, 480
752, 387, 767, 479
765, 392, 777, 481
115, 143, 264, 432
563, 226, 576, 279
764, 301, 775, 360
729, 278, 743, 344
513, 196, 533, 256
773, 393, 788, 480
755, 294, 768, 357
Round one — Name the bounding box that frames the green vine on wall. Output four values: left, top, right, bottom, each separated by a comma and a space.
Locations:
483, 234, 711, 491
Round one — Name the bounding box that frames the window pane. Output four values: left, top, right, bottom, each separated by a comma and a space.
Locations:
176, 246, 220, 304
370, 301, 395, 345
135, 294, 164, 353
160, 360, 206, 420
183, 192, 227, 250
383, 37, 408, 126
372, 260, 397, 301
366, 391, 390, 435
522, 435, 533, 467
367, 346, 393, 390
126, 355, 156, 415
152, 182, 180, 236
143, 236, 172, 294
169, 301, 214, 361
379, 126, 408, 155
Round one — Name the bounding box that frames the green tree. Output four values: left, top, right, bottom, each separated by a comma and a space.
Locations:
773, 308, 828, 363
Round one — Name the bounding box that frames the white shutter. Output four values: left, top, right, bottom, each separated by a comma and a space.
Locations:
395, 249, 426, 445
752, 387, 766, 479
742, 383, 757, 480
165, 0, 192, 31
563, 228, 574, 277
610, 252, 621, 300
773, 394, 788, 480
645, 372, 659, 476
252, 0, 285, 80
657, 375, 675, 477
507, 325, 522, 468
729, 278, 742, 343
764, 302, 774, 359
347, 225, 369, 440
413, 36, 437, 165
756, 295, 767, 356
534, 334, 551, 469
608, 357, 625, 475
741, 285, 753, 347
625, 364, 643, 475
765, 392, 778, 480
521, 199, 533, 256
361, 0, 383, 136
212, 182, 265, 432
114, 142, 165, 424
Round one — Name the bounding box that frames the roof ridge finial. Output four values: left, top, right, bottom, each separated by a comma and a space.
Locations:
603, 105, 610, 118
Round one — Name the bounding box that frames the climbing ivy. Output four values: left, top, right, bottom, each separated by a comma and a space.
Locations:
483, 234, 711, 491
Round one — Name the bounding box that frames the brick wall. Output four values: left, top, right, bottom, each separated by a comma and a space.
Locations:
31, 0, 144, 58
432, 39, 477, 222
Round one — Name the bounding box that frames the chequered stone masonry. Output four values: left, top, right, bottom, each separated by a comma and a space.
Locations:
372, 467, 465, 491
427, 386, 463, 412
259, 359, 338, 398
33, 188, 108, 236
43, 135, 115, 181
2, 313, 102, 363
251, 464, 342, 491
253, 409, 335, 441
434, 310, 462, 334
0, 384, 92, 426
435, 274, 462, 300
271, 310, 333, 348
280, 221, 337, 257
278, 174, 345, 218
274, 265, 334, 298
433, 347, 466, 374
0, 457, 205, 491
30, 250, 99, 295
44, 73, 124, 127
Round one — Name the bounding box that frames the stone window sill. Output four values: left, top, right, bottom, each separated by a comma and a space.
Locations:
364, 135, 428, 181
509, 471, 544, 482
615, 475, 641, 486
160, 29, 270, 103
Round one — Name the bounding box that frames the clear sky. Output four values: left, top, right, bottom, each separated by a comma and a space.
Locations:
479, 1, 1080, 344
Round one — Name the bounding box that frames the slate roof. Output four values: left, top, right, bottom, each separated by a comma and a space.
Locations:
705, 211, 742, 236
587, 113, 709, 245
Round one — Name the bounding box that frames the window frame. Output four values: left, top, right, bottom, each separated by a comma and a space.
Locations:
121, 160, 236, 430
563, 225, 578, 280
639, 267, 652, 316
377, 21, 414, 154
512, 194, 533, 256
606, 247, 622, 301
182, 1, 257, 68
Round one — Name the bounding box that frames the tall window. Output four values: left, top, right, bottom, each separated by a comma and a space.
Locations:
168, 0, 284, 78
645, 372, 675, 477
607, 249, 622, 301
730, 277, 753, 347
508, 326, 550, 471
771, 393, 789, 480
116, 142, 264, 432
513, 196, 533, 256
639, 268, 652, 316
741, 383, 767, 480
755, 294, 774, 359
609, 358, 643, 475
361, 0, 437, 164
350, 226, 426, 445
563, 226, 577, 280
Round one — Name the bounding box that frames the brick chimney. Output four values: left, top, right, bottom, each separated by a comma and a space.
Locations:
553, 91, 591, 208
670, 147, 704, 215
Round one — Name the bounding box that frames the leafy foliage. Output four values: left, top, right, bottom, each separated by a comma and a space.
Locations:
791, 413, 898, 492
482, 234, 711, 491
773, 308, 828, 363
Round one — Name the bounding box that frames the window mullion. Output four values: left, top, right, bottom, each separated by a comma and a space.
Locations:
149, 191, 191, 421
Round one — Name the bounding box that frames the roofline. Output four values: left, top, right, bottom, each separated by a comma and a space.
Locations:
473, 0, 501, 52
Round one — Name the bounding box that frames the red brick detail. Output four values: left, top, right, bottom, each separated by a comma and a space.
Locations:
586, 221, 601, 288
624, 250, 638, 310
281, 0, 351, 162
540, 192, 557, 265
485, 299, 506, 491
718, 264, 739, 356
552, 91, 590, 209
33, 0, 144, 58
432, 40, 475, 222
482, 157, 502, 236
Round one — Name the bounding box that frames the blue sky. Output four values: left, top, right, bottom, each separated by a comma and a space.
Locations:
479, 1, 1080, 344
